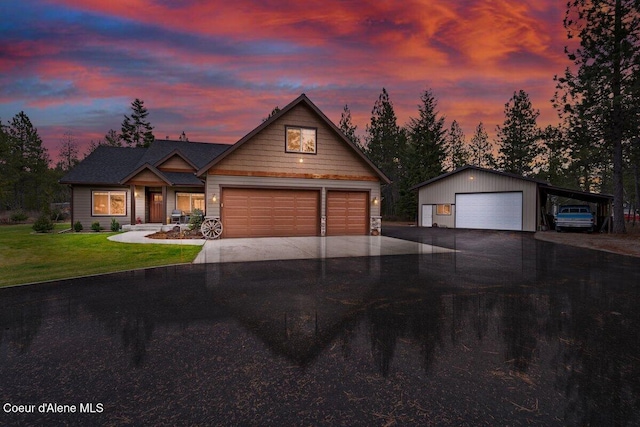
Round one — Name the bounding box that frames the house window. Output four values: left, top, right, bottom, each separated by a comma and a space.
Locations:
176, 193, 205, 213
92, 191, 126, 216
286, 126, 316, 154
436, 204, 452, 215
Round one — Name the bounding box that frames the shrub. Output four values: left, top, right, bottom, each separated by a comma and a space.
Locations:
50, 208, 68, 222
110, 218, 120, 232
189, 209, 204, 231
10, 210, 28, 223
73, 221, 83, 232
91, 221, 102, 232
32, 213, 54, 233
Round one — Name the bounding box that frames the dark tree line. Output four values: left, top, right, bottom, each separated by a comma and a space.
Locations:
0, 99, 157, 213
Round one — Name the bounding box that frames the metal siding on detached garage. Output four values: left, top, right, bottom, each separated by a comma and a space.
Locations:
326, 191, 368, 235
455, 192, 523, 231
222, 188, 319, 238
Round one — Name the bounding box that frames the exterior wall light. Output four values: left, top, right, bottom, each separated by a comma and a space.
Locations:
372, 197, 379, 205
212, 194, 218, 203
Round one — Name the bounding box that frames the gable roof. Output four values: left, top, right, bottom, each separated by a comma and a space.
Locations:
60, 140, 231, 185
409, 165, 549, 191
410, 165, 613, 204
195, 94, 391, 183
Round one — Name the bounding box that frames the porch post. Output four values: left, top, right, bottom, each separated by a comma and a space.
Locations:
162, 186, 168, 225
130, 185, 136, 225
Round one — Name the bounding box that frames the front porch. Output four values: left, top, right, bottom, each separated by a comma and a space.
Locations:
122, 223, 192, 233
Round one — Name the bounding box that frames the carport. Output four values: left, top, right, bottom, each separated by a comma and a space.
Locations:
412, 166, 614, 232
538, 184, 614, 232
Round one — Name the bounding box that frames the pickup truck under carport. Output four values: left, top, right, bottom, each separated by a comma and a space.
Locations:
555, 205, 595, 232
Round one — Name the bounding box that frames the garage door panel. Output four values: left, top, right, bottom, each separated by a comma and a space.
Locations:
327, 191, 368, 236
222, 188, 319, 238
455, 192, 522, 231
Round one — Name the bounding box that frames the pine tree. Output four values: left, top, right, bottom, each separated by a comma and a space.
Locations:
445, 120, 470, 171
468, 122, 495, 168
338, 104, 361, 149
365, 88, 405, 217
120, 98, 154, 148
263, 106, 281, 122
496, 90, 541, 176
105, 129, 120, 146
400, 89, 447, 218
5, 112, 50, 209
554, 0, 640, 233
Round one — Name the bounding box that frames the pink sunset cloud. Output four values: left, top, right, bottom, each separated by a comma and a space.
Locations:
1, 0, 572, 162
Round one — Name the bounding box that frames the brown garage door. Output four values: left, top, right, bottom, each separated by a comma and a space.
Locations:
222, 188, 320, 238
326, 191, 368, 236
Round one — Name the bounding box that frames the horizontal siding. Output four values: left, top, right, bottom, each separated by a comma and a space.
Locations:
417, 169, 538, 231
72, 185, 132, 230
210, 103, 376, 179
128, 169, 166, 185
206, 175, 380, 219
158, 155, 194, 172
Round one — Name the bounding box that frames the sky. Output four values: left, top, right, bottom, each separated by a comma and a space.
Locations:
0, 0, 573, 163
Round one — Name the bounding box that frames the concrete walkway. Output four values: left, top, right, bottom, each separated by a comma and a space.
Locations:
108, 231, 206, 246
108, 231, 455, 263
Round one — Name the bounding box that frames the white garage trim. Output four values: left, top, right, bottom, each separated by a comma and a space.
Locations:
455, 192, 523, 231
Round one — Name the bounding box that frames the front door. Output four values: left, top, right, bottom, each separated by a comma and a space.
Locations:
149, 192, 164, 223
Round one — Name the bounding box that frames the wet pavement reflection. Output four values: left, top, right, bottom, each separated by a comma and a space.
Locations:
1, 228, 639, 426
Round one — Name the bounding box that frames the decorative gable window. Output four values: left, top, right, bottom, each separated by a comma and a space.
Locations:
92, 191, 126, 216
286, 126, 317, 154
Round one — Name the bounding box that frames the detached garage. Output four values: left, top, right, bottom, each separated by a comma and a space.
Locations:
412, 166, 541, 232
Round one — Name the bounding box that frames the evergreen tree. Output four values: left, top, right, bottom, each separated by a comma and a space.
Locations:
445, 120, 470, 171
365, 88, 405, 217
0, 121, 10, 209
105, 129, 120, 146
400, 89, 447, 218
496, 90, 541, 176
554, 0, 640, 233
85, 129, 122, 158
536, 125, 572, 186
338, 104, 361, 149
120, 98, 154, 148
263, 106, 281, 122
468, 122, 495, 168
4, 112, 50, 209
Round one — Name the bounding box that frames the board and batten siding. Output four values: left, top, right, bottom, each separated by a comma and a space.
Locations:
208, 103, 377, 180
72, 186, 132, 229
416, 168, 539, 231
206, 175, 380, 219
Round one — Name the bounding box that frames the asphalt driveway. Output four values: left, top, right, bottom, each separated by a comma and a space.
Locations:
1, 227, 639, 426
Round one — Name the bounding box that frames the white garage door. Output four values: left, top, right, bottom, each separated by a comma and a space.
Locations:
455, 192, 523, 231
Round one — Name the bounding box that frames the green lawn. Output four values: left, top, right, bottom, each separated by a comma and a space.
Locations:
0, 223, 202, 287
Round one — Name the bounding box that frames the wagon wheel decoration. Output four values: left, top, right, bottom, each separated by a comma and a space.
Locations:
201, 218, 223, 240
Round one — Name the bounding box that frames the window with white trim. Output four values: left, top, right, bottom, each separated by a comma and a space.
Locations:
286, 126, 316, 153
176, 192, 205, 213
92, 191, 126, 216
